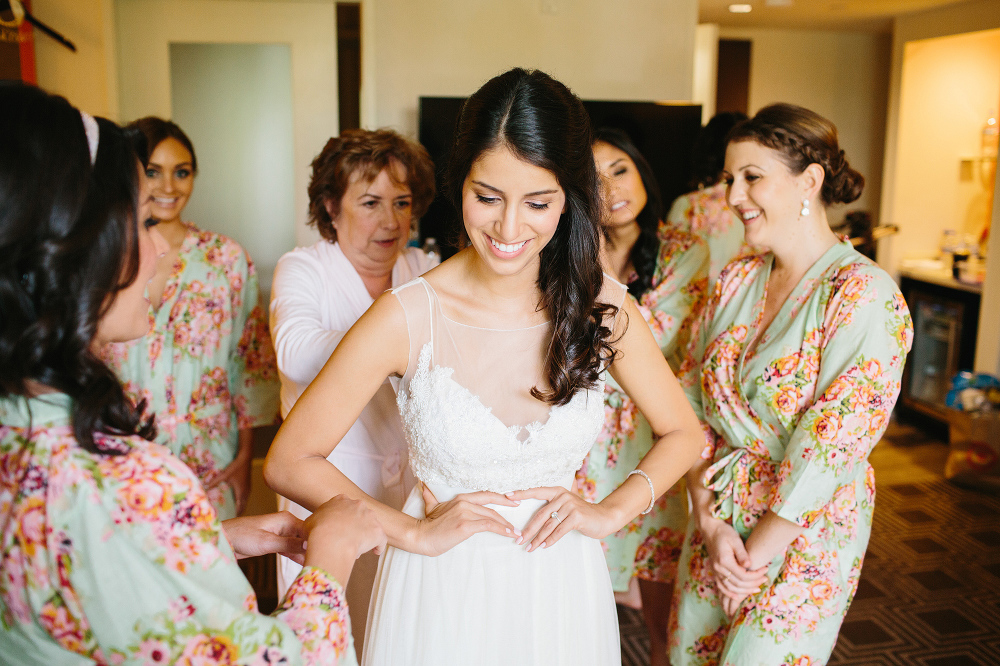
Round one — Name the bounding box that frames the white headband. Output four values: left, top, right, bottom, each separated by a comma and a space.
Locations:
80, 111, 99, 165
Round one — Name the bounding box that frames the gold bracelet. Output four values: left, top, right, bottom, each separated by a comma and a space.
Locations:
627, 469, 655, 515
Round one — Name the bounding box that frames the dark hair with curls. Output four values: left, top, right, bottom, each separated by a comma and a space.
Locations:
127, 116, 198, 173
0, 82, 155, 453
727, 103, 864, 206
308, 128, 436, 243
593, 127, 663, 300
688, 111, 748, 190
447, 68, 618, 406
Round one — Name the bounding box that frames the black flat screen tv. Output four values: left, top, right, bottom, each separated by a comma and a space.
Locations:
417, 96, 703, 256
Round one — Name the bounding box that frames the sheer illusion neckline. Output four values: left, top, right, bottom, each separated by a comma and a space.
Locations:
414, 341, 596, 439
416, 278, 551, 332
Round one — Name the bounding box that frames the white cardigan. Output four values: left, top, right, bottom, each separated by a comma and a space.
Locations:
269, 240, 436, 597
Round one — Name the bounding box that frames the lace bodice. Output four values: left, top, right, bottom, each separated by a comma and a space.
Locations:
392, 278, 625, 494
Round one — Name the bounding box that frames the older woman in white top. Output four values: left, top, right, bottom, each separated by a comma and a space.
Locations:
269, 128, 437, 647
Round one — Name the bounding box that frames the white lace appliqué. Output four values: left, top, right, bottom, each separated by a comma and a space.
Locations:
397, 343, 604, 493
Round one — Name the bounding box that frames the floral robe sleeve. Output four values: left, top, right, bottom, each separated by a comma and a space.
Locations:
766, 268, 912, 528
0, 395, 355, 665
230, 249, 279, 429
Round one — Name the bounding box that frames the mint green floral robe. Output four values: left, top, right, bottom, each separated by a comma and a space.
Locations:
663, 182, 754, 283
0, 394, 355, 665
574, 229, 709, 591
670, 241, 913, 665
104, 224, 279, 520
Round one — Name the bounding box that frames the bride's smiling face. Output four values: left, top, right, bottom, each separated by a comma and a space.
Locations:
462, 145, 565, 278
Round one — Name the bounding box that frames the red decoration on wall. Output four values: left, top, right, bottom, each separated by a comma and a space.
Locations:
18, 0, 35, 83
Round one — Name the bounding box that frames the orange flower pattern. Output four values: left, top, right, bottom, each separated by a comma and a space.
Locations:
0, 394, 354, 665
103, 224, 279, 520
671, 242, 912, 665
575, 230, 709, 590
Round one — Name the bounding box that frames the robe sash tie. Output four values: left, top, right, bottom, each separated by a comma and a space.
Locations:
702, 445, 780, 533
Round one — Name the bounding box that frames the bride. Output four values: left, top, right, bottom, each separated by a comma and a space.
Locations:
264, 68, 705, 665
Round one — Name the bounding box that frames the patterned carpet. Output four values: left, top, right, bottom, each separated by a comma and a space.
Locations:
622, 418, 1000, 665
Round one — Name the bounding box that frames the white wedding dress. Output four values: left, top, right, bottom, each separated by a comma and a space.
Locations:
361, 277, 625, 666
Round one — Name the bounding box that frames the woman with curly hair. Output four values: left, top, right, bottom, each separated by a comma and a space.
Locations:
0, 81, 383, 665
264, 68, 705, 665
269, 128, 437, 646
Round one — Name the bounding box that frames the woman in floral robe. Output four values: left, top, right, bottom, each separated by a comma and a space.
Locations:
0, 84, 380, 664
104, 118, 279, 520
578, 128, 709, 665
670, 104, 913, 665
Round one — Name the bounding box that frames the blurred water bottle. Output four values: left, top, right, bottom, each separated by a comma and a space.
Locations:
423, 237, 440, 262
940, 229, 959, 257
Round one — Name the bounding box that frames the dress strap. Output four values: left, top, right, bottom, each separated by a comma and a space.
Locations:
417, 278, 435, 361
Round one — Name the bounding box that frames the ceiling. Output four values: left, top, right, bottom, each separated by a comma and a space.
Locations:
699, 0, 974, 32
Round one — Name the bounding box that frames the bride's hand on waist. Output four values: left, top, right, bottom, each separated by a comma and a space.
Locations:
505, 487, 617, 552
415, 483, 522, 556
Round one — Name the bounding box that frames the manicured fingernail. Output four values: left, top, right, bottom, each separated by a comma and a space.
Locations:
506, 528, 511, 534
513, 529, 521, 536
516, 536, 523, 544
540, 542, 546, 549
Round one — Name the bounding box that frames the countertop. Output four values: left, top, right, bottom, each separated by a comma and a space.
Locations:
899, 260, 983, 295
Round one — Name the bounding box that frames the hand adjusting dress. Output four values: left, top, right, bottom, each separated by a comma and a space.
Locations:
361, 277, 625, 665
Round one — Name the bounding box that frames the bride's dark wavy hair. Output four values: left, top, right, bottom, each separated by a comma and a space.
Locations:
0, 82, 155, 453
446, 68, 619, 406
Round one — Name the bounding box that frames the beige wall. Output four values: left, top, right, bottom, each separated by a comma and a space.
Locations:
879, 0, 1000, 272
366, 0, 699, 137
115, 0, 339, 251
718, 26, 892, 230
32, 0, 118, 118
876, 0, 1000, 375
888, 29, 1000, 266
693, 23, 719, 125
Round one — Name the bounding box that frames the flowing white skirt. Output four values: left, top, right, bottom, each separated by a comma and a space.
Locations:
362, 482, 621, 665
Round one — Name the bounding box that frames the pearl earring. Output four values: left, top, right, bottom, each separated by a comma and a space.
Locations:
800, 198, 810, 217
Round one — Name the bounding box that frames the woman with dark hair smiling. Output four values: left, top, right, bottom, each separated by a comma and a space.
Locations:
0, 82, 383, 664
103, 116, 279, 520
576, 127, 709, 666
264, 68, 705, 665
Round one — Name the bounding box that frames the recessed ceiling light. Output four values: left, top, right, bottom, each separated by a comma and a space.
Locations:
729, 4, 753, 13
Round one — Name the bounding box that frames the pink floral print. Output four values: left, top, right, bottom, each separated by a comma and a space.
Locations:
103, 224, 279, 520
670, 241, 912, 665
0, 394, 355, 665
574, 230, 709, 590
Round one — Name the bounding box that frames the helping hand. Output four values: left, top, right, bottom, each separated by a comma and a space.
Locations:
417, 483, 521, 557
504, 486, 617, 552
222, 511, 307, 564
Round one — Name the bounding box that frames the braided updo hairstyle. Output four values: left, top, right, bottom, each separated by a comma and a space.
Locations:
728, 103, 864, 206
